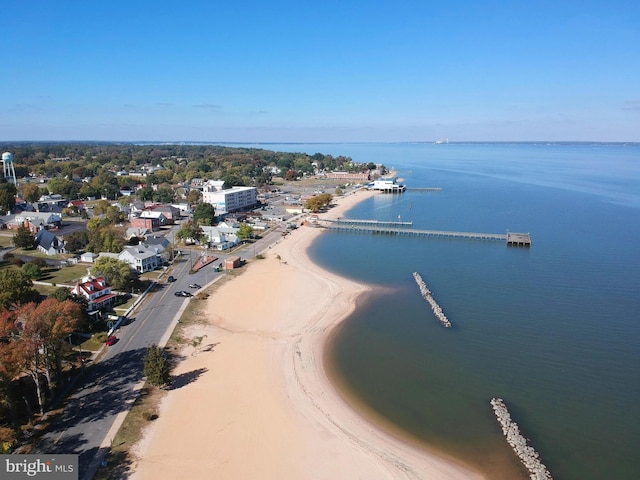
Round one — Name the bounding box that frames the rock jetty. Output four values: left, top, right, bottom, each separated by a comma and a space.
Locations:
490, 398, 553, 480
412, 272, 452, 328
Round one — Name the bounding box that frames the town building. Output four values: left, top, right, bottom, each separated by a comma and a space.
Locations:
366, 177, 406, 193
325, 171, 370, 181
130, 216, 161, 232
201, 180, 257, 215
6, 212, 62, 232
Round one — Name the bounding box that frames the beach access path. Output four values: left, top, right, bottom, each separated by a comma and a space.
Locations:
130, 190, 483, 480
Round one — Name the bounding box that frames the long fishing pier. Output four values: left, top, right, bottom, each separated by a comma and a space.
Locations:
321, 218, 531, 246
406, 187, 442, 192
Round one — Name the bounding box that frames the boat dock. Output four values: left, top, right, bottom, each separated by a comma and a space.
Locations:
321, 218, 531, 246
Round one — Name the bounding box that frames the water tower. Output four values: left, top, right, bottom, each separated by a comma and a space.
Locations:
1, 152, 17, 185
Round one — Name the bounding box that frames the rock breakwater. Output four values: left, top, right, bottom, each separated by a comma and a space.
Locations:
490, 397, 553, 480
412, 272, 452, 328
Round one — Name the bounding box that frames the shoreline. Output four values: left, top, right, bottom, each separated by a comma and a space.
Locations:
130, 189, 484, 480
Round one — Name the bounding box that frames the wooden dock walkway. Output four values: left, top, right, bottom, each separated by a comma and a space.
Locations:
320, 218, 531, 245
325, 218, 413, 228
406, 187, 442, 192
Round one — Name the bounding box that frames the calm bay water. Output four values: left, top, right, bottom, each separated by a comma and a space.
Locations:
242, 142, 640, 479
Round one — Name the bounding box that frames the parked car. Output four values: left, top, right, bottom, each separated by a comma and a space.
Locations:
167, 275, 176, 282
174, 291, 192, 297
188, 283, 201, 289
105, 335, 118, 346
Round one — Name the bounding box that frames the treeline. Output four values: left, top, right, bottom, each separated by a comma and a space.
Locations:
0, 143, 369, 200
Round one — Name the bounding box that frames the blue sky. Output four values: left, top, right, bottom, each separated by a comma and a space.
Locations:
1, 0, 639, 142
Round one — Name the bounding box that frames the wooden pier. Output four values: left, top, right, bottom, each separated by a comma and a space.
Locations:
325, 218, 413, 228
320, 218, 531, 246
406, 187, 442, 192
506, 232, 532, 246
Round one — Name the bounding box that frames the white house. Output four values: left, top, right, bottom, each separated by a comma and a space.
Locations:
119, 245, 159, 272
70, 276, 117, 311
201, 225, 240, 251
35, 229, 66, 255
9, 212, 62, 232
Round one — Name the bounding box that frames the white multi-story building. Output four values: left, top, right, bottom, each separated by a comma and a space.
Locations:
201, 180, 257, 215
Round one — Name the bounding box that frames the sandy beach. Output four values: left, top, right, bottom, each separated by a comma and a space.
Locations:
130, 190, 484, 480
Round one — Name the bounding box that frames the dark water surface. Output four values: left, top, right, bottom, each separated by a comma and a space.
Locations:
242, 142, 640, 479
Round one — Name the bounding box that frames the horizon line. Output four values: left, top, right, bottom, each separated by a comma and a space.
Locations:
1, 140, 639, 146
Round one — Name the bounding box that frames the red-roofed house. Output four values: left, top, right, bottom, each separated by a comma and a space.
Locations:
70, 276, 117, 311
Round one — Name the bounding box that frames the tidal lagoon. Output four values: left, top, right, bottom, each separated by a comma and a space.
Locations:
245, 142, 640, 479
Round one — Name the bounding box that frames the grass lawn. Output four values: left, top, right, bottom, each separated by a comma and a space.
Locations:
39, 264, 90, 285
0, 236, 13, 248
10, 247, 71, 262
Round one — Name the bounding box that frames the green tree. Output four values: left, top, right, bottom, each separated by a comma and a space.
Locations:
143, 344, 171, 388
237, 224, 254, 242
187, 189, 201, 204
46, 177, 74, 197
192, 203, 216, 226
0, 270, 39, 310
152, 186, 175, 203
175, 220, 204, 244
0, 181, 17, 214
21, 182, 42, 203
91, 257, 134, 290
78, 183, 98, 200
21, 263, 42, 280
92, 199, 112, 216
12, 225, 36, 249
63, 231, 88, 253
137, 186, 154, 201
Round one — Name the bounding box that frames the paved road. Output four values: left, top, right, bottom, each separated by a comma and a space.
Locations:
36, 222, 292, 479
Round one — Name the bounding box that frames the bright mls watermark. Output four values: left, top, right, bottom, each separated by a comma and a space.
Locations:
1, 455, 78, 479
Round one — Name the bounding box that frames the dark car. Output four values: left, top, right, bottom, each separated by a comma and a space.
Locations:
188, 283, 201, 289
167, 275, 176, 283
105, 335, 118, 346
174, 291, 192, 297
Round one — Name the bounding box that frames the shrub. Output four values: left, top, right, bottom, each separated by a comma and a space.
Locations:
143, 344, 171, 388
